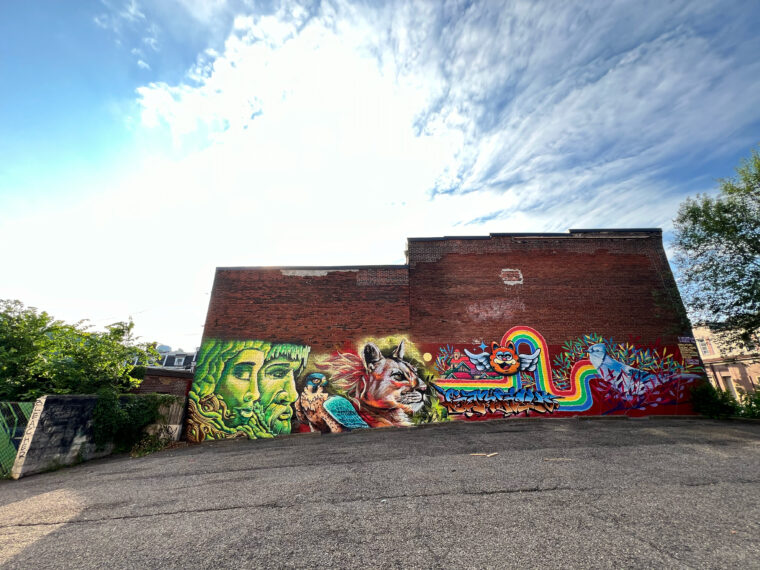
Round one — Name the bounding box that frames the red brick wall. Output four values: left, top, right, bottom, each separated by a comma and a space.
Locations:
137, 369, 193, 397
201, 230, 689, 350
408, 230, 688, 346
202, 266, 410, 352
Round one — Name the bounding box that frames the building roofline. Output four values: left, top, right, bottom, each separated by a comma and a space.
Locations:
143, 367, 195, 378
215, 264, 409, 271
216, 230, 664, 270
407, 228, 662, 242
567, 228, 662, 234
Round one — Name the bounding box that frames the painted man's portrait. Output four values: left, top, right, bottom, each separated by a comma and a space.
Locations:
186, 339, 309, 442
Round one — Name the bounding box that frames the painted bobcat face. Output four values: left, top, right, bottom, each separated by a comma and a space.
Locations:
362, 340, 427, 415
490, 341, 520, 375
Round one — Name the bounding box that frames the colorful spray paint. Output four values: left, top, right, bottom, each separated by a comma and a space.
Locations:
186, 329, 704, 442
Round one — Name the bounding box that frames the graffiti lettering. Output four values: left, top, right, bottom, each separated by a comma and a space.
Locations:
432, 384, 559, 416
186, 328, 703, 443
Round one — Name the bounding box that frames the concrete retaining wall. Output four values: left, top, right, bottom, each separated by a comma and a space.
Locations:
11, 394, 187, 480
11, 396, 112, 479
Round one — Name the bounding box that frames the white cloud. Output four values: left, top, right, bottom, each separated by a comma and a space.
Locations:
6, 0, 759, 348
121, 0, 145, 23
142, 36, 158, 51
93, 14, 110, 29
134, 1, 760, 230
94, 0, 158, 68
174, 0, 230, 23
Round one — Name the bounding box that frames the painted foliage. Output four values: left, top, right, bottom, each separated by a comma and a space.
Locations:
551, 333, 703, 415
187, 336, 446, 442
186, 340, 310, 442
428, 327, 703, 418
187, 329, 704, 442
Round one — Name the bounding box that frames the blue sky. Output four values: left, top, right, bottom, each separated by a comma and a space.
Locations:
1, 0, 759, 349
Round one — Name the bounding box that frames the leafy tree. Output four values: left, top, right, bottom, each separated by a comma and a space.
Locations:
0, 299, 158, 400
0, 300, 59, 399
673, 147, 760, 349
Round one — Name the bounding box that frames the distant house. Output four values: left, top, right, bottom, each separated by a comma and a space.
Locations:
131, 346, 197, 397
151, 345, 198, 372
693, 326, 759, 396
159, 349, 197, 371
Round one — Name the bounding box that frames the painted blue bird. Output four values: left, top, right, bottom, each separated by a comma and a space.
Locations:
295, 373, 369, 433
587, 343, 700, 393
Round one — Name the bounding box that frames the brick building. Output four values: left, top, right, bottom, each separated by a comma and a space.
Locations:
693, 326, 759, 395
189, 228, 703, 443
203, 228, 689, 350
136, 368, 193, 397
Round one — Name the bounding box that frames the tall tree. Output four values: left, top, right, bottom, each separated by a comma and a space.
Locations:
0, 299, 158, 400
673, 147, 760, 349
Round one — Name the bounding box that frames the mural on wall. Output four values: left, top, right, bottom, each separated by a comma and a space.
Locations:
303, 337, 445, 430
429, 327, 703, 417
551, 333, 703, 415
187, 336, 447, 442
431, 327, 562, 417
186, 340, 310, 442
186, 329, 704, 443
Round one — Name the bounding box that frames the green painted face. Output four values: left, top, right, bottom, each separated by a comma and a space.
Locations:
214, 348, 265, 427
256, 358, 300, 435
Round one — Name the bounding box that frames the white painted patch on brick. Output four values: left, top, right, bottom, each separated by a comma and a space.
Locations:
500, 268, 523, 286
280, 269, 358, 277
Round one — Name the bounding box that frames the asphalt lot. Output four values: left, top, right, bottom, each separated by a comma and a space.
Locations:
1, 416, 759, 569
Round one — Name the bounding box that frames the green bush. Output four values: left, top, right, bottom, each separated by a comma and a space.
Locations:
130, 425, 175, 457
0, 300, 159, 401
690, 382, 740, 418
738, 389, 760, 419
92, 389, 175, 453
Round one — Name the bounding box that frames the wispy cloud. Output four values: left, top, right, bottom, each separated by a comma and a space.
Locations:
93, 14, 110, 29
93, 0, 158, 69
142, 36, 158, 51
120, 0, 145, 23
377, 2, 760, 230
134, 0, 760, 233
5, 0, 758, 348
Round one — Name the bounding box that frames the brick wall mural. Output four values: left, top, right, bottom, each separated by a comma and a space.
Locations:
186, 340, 310, 442
187, 330, 704, 442
190, 230, 705, 442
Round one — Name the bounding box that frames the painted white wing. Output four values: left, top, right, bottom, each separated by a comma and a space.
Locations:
464, 348, 492, 372
518, 349, 541, 372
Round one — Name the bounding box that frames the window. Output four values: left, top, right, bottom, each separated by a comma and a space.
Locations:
174, 356, 185, 367
721, 376, 733, 392
696, 338, 713, 356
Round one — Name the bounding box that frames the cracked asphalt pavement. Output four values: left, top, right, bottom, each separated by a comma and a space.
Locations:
1, 417, 759, 569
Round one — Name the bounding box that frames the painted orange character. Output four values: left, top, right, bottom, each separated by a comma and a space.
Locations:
489, 341, 521, 375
